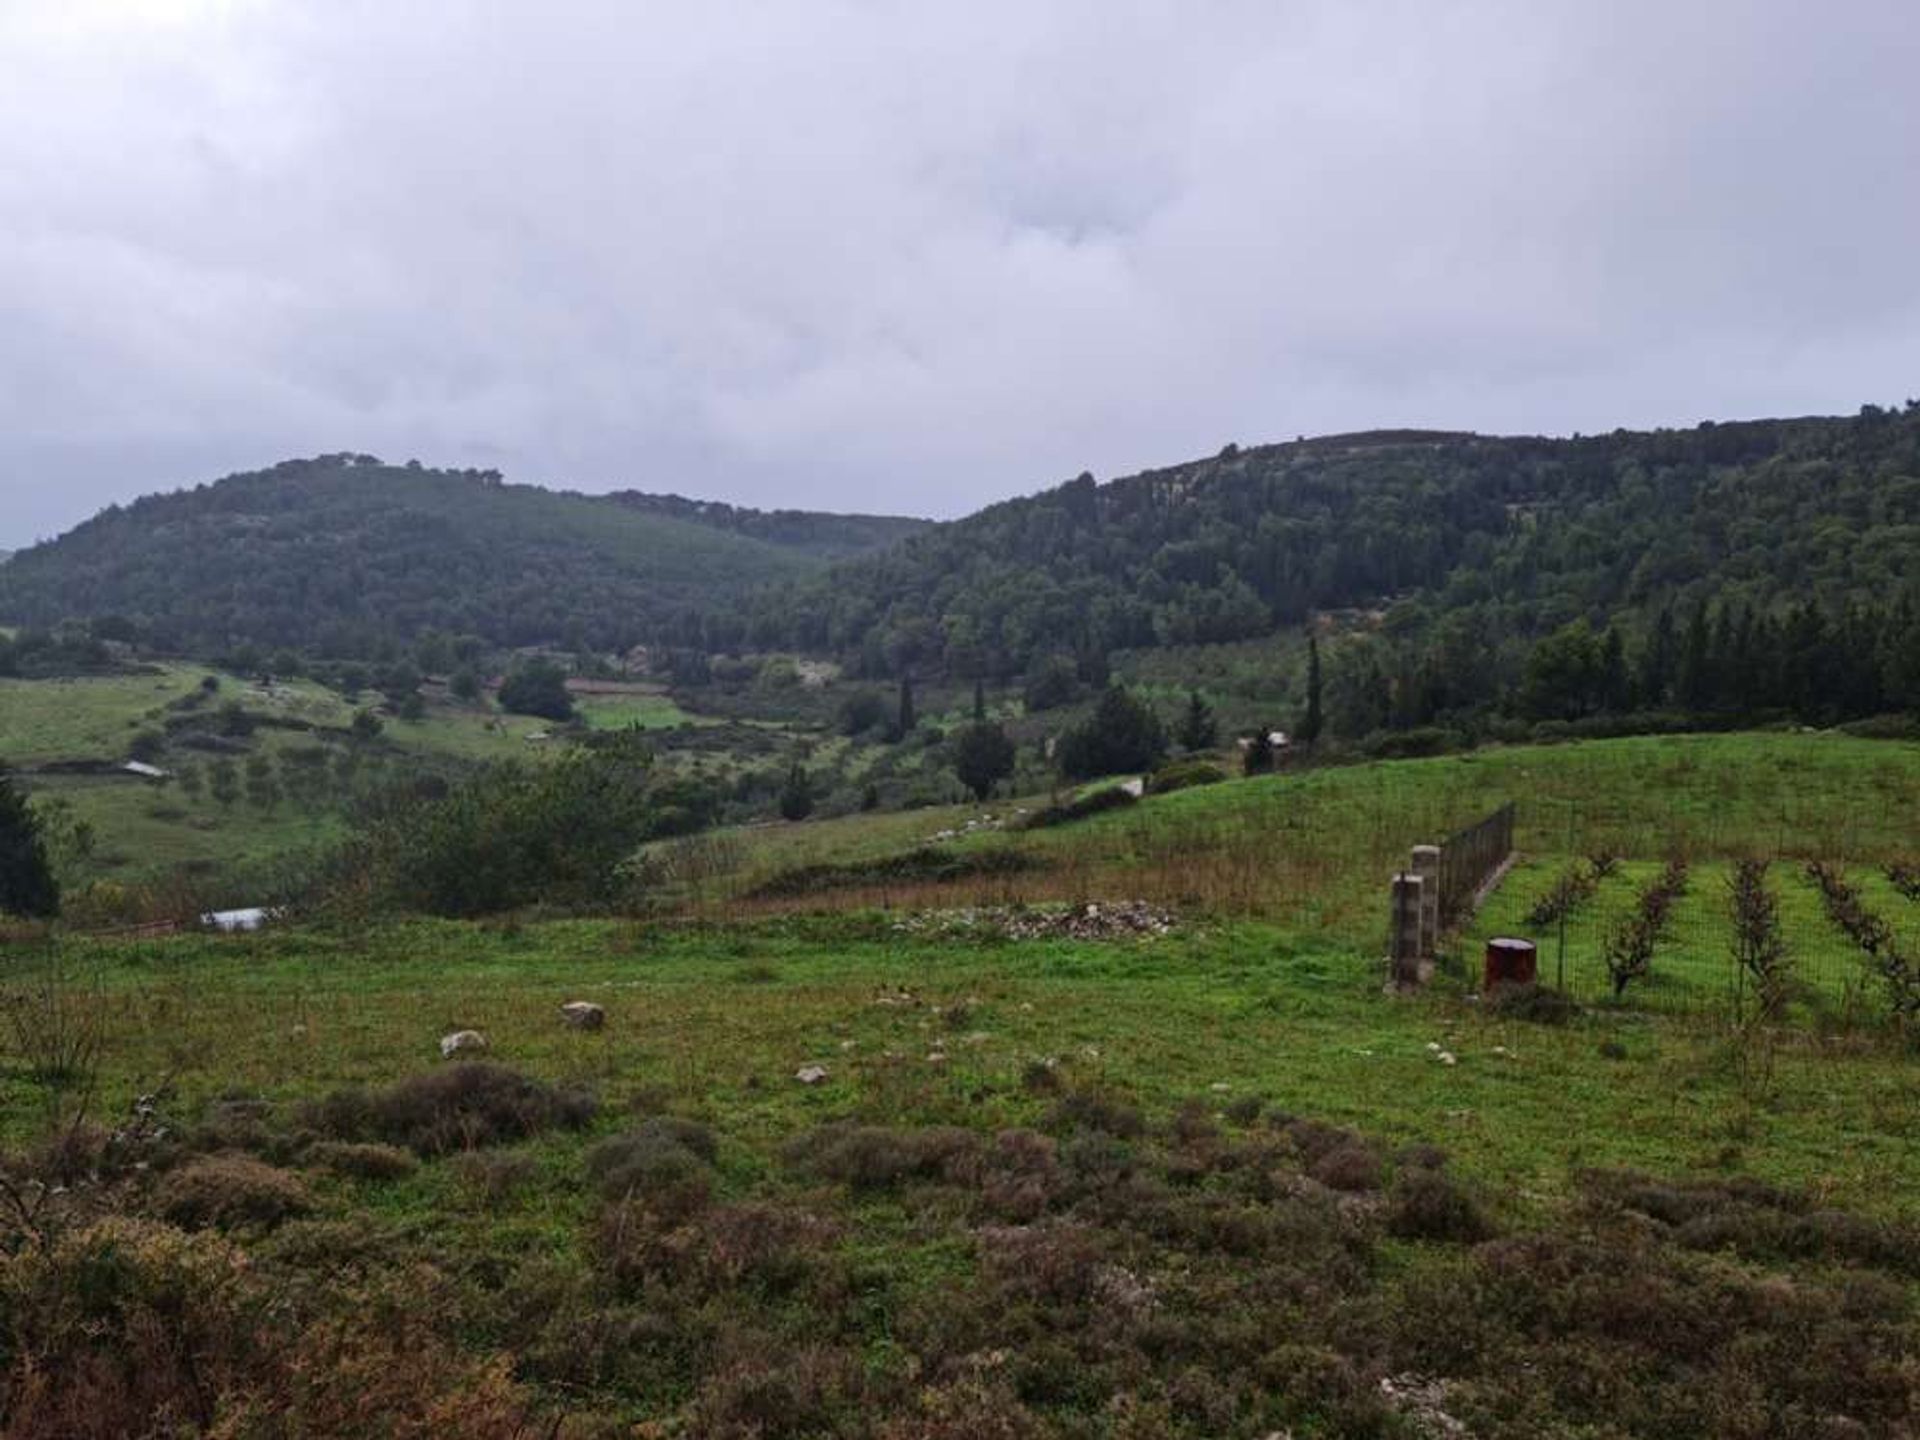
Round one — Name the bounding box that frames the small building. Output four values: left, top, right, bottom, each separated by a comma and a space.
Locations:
122, 760, 170, 780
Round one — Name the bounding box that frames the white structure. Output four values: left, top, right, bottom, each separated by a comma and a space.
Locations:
122, 761, 170, 779
202, 907, 274, 933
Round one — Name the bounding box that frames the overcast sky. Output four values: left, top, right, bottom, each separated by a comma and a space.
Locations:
2, 1, 1916, 545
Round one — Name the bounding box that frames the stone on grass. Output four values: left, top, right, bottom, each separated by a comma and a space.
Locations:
794, 1065, 830, 1085
440, 1030, 489, 1060
560, 1001, 606, 1031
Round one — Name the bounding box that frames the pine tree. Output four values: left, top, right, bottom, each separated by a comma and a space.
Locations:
972, 679, 986, 723
896, 676, 916, 737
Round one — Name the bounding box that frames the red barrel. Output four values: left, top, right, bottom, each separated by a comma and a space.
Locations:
1484, 937, 1538, 989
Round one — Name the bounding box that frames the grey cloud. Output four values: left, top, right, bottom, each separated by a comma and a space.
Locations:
2, 0, 1917, 545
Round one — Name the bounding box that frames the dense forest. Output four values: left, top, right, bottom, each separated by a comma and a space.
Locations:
645, 408, 1919, 736
0, 455, 919, 658
705, 409, 1920, 675
604, 491, 928, 558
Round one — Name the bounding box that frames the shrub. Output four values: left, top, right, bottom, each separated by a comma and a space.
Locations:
785, 1124, 979, 1191
1526, 858, 1608, 928
587, 1118, 718, 1216
339, 748, 705, 916
1361, 726, 1460, 759
1386, 1169, 1494, 1243
1807, 860, 1917, 1022
1309, 1143, 1384, 1192
1602, 856, 1689, 996
1018, 786, 1136, 831
154, 1155, 312, 1230
1729, 859, 1792, 1021
688, 1341, 867, 1439
1053, 685, 1167, 780
1145, 759, 1226, 795
302, 1063, 597, 1155
1047, 1088, 1147, 1139
497, 659, 574, 721
306, 1141, 418, 1182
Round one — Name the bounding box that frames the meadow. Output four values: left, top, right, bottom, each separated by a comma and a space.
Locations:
0, 729, 1915, 1436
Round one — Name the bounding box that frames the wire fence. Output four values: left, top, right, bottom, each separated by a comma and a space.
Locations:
1437, 802, 1515, 926
1459, 845, 1920, 1029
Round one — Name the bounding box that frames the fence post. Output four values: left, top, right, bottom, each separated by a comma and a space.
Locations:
1390, 873, 1425, 988
1410, 845, 1441, 961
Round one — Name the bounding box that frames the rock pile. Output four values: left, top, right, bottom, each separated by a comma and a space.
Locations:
892, 901, 1175, 941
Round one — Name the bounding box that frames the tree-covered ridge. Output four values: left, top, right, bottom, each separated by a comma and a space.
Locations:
708, 409, 1920, 679
604, 491, 928, 558
0, 456, 913, 657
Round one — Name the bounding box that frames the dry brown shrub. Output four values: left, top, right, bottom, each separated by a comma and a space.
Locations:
301, 1062, 596, 1155
153, 1155, 311, 1231
785, 1123, 979, 1191
1310, 1143, 1385, 1192
687, 1339, 867, 1439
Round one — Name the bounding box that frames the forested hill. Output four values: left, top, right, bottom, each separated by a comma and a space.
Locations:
705, 408, 1920, 681
605, 491, 928, 558
0, 455, 922, 656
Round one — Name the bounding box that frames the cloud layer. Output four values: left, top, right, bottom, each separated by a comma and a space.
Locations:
3, 0, 1917, 542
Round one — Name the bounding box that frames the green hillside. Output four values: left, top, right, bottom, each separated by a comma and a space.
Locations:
0, 455, 923, 657
722, 410, 1920, 731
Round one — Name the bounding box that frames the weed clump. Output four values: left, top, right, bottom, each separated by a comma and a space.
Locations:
1309, 1143, 1385, 1193
587, 1118, 719, 1216
1485, 981, 1580, 1025
785, 1123, 978, 1191
153, 1155, 311, 1230
1047, 1088, 1147, 1139
301, 1063, 597, 1155
305, 1141, 418, 1182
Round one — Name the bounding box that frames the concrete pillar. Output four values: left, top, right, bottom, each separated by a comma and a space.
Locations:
1410, 845, 1441, 960
1390, 872, 1425, 987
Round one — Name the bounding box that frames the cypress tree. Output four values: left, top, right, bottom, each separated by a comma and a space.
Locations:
1301, 634, 1324, 745
0, 771, 60, 919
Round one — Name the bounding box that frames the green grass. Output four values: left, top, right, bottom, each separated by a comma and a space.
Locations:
13, 916, 1916, 1217
686, 731, 1920, 940
0, 666, 210, 765
573, 690, 698, 731
4, 731, 1916, 1434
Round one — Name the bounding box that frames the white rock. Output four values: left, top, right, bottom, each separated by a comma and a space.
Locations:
559, 1001, 606, 1031
1426, 1041, 1442, 1053
1436, 1051, 1458, 1066
440, 1030, 488, 1059
794, 1065, 830, 1085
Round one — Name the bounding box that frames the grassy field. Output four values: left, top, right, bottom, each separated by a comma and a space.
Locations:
664, 732, 1920, 936
0, 666, 713, 889
1, 731, 1915, 1435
